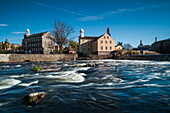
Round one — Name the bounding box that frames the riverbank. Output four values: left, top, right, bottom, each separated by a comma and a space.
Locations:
0, 54, 77, 63
1, 54, 170, 63
114, 54, 170, 61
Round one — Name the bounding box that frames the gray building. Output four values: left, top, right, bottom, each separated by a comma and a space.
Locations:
22, 29, 55, 54
151, 38, 170, 54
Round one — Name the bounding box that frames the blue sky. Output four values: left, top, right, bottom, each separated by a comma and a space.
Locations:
0, 0, 170, 47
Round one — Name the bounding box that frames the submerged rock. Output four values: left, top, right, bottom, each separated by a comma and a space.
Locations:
75, 63, 98, 67
82, 63, 98, 67
23, 92, 47, 105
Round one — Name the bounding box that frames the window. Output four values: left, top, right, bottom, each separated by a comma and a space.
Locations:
83, 39, 84, 42
101, 46, 103, 50
105, 41, 107, 44
101, 40, 103, 44
105, 46, 107, 50
107, 36, 109, 39
104, 36, 106, 39
110, 41, 112, 44
110, 46, 112, 50
83, 48, 85, 51
88, 48, 89, 51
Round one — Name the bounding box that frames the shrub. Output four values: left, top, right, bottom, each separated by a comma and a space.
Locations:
128, 50, 132, 55
33, 67, 41, 71
86, 64, 90, 67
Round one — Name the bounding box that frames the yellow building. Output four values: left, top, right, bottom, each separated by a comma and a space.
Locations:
79, 28, 115, 55
115, 42, 123, 50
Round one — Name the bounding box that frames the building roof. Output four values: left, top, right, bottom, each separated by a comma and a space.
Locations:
115, 45, 122, 47
153, 38, 170, 44
79, 33, 114, 42
25, 31, 48, 39
79, 36, 98, 39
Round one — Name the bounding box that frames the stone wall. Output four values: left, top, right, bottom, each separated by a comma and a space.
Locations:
114, 54, 170, 61
0, 54, 77, 62
77, 55, 113, 60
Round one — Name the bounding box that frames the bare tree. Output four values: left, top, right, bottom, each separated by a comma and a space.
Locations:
123, 43, 133, 50
53, 20, 75, 54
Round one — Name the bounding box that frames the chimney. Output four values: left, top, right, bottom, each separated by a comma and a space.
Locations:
155, 37, 157, 42
107, 28, 111, 36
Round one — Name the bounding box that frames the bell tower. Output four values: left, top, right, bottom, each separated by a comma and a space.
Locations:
26, 29, 30, 36
80, 28, 84, 37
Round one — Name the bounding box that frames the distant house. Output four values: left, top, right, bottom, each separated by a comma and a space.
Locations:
79, 28, 115, 55
0, 39, 22, 51
68, 46, 77, 54
22, 29, 55, 54
133, 40, 151, 51
115, 42, 123, 50
55, 44, 64, 52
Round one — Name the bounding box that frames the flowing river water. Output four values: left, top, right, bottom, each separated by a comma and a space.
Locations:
0, 60, 170, 113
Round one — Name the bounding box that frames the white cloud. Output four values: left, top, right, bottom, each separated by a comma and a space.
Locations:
0, 24, 8, 26
12, 32, 25, 34
78, 4, 164, 21
34, 2, 87, 16
78, 16, 104, 21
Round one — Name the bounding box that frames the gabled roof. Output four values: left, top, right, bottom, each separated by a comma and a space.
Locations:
79, 36, 98, 39
25, 31, 48, 39
79, 33, 114, 42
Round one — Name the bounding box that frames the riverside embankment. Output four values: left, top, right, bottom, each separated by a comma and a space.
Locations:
0, 54, 77, 63
114, 54, 170, 61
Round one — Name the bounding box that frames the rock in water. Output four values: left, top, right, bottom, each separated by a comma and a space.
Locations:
23, 92, 47, 105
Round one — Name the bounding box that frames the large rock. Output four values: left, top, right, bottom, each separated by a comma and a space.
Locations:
82, 63, 98, 67
23, 92, 47, 105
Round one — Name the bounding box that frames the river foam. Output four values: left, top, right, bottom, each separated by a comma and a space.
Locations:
0, 79, 21, 90
18, 80, 38, 87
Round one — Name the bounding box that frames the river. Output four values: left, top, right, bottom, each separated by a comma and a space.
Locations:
0, 60, 170, 113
